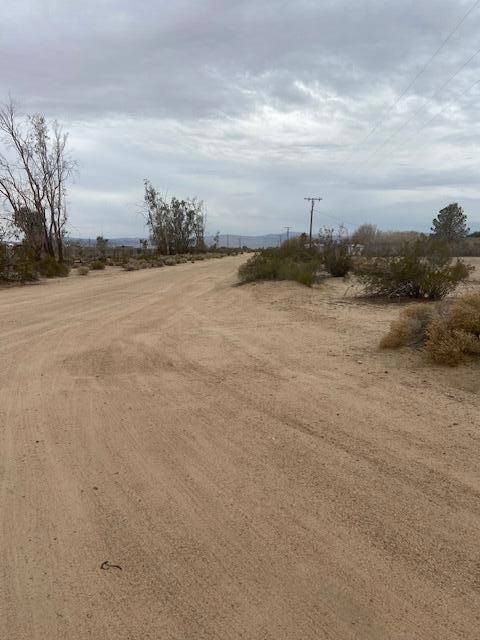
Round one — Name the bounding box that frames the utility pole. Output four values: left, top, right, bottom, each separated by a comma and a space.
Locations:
304, 197, 322, 247
284, 226, 291, 242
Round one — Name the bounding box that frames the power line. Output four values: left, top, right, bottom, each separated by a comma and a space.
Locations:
314, 4, 480, 231
363, 41, 480, 167
392, 76, 480, 154
346, 0, 480, 161
321, 211, 357, 229
328, 74, 480, 228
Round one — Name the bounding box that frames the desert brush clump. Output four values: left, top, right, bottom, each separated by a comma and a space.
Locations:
320, 227, 353, 277
356, 237, 471, 299
36, 256, 70, 278
77, 265, 90, 276
90, 260, 106, 270
238, 236, 322, 287
379, 305, 435, 349
380, 291, 480, 366
123, 259, 148, 271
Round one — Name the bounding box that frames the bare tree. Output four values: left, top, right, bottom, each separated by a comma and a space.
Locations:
0, 99, 75, 262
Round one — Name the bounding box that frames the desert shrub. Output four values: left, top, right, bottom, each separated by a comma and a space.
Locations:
381, 292, 480, 366
380, 305, 434, 349
123, 259, 150, 271
238, 238, 322, 287
90, 260, 106, 270
0, 255, 38, 283
424, 293, 480, 366
447, 291, 480, 335
321, 228, 353, 277
36, 257, 70, 278
77, 266, 90, 276
163, 256, 177, 266
424, 317, 475, 366
356, 238, 471, 299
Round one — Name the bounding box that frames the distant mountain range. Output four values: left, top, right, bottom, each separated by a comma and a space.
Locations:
68, 233, 303, 250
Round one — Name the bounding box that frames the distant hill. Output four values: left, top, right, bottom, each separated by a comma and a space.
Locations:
68, 233, 303, 250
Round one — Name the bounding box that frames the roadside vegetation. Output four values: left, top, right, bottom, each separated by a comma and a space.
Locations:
237, 204, 475, 294
0, 113, 243, 285
237, 203, 479, 370
238, 235, 322, 286
90, 260, 106, 270
354, 237, 471, 300
0, 99, 74, 282
381, 292, 480, 366
320, 227, 353, 277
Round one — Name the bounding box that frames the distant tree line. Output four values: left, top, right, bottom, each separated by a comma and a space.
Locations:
350, 202, 472, 256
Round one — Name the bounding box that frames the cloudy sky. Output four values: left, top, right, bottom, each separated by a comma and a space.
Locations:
1, 0, 480, 237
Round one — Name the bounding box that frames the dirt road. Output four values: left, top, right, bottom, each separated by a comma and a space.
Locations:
1, 256, 479, 639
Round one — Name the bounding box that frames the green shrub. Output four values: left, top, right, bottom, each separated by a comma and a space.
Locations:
321, 229, 353, 277
238, 238, 322, 287
90, 260, 106, 270
77, 266, 90, 276
381, 292, 480, 366
0, 257, 38, 283
36, 257, 70, 278
356, 238, 471, 299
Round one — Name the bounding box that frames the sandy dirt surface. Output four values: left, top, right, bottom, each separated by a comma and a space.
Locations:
1, 255, 479, 639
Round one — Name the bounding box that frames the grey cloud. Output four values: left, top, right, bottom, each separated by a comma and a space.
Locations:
1, 0, 480, 236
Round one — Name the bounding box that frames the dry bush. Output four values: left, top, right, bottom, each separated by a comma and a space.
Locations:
424, 318, 475, 366
77, 266, 89, 276
447, 292, 480, 335
123, 260, 141, 271
424, 294, 480, 366
381, 292, 480, 366
380, 305, 434, 349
